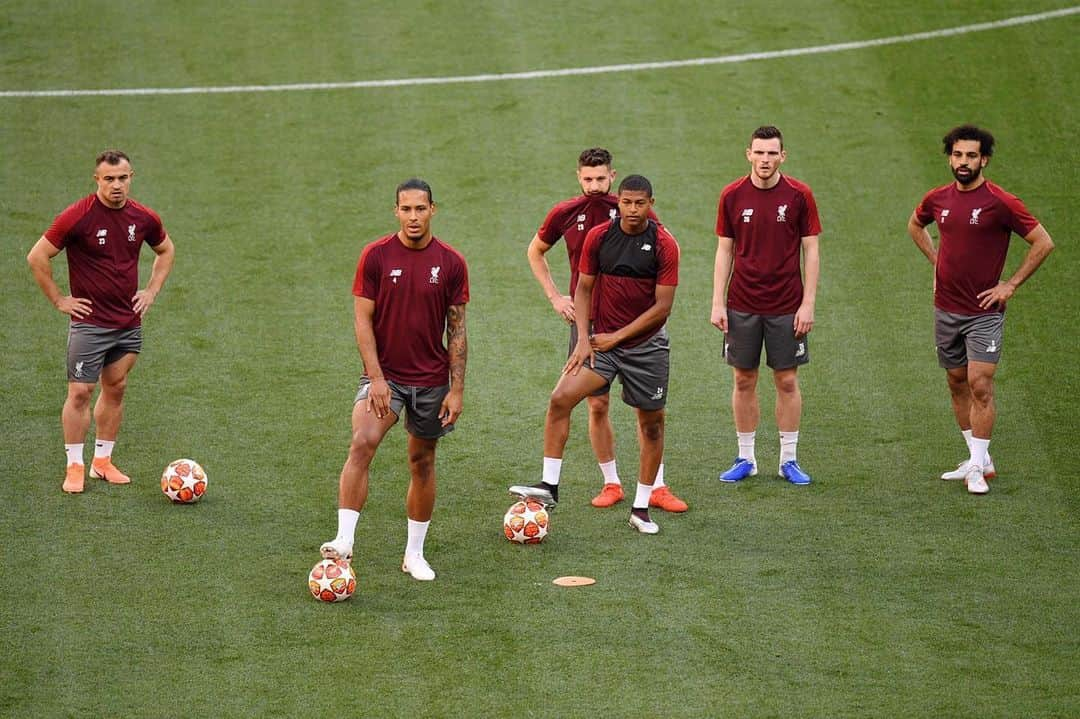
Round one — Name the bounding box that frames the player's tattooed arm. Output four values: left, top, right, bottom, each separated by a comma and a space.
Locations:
447, 303, 467, 390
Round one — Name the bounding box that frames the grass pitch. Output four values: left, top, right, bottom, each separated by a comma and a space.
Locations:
1, 2, 1078, 717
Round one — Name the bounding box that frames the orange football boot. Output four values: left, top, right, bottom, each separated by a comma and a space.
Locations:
649, 486, 688, 513
90, 457, 131, 485
590, 483, 624, 508
62, 463, 85, 494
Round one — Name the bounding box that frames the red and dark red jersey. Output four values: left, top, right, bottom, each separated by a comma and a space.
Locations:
915, 180, 1040, 315
715, 174, 821, 315
43, 193, 166, 329
352, 234, 469, 386
579, 219, 679, 347
536, 194, 659, 296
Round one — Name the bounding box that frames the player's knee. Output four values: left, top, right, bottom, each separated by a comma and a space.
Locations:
638, 413, 664, 442
969, 377, 994, 405
347, 432, 380, 462
773, 372, 799, 395
733, 371, 758, 393
101, 376, 128, 397
66, 384, 93, 409
549, 387, 580, 413
586, 394, 609, 419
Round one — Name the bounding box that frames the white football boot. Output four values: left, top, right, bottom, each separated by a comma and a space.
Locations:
941, 455, 996, 480
402, 553, 436, 581
320, 539, 353, 562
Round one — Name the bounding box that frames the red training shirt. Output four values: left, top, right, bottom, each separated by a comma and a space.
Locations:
914, 180, 1039, 315
579, 219, 679, 348
44, 194, 166, 329
352, 234, 469, 386
715, 174, 821, 315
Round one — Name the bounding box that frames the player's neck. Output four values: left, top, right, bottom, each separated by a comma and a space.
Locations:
750, 172, 782, 190
396, 231, 434, 250
96, 192, 127, 210
954, 176, 987, 192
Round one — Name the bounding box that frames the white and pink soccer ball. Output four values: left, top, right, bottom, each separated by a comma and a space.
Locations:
503, 499, 550, 544
160, 459, 207, 503
308, 559, 356, 602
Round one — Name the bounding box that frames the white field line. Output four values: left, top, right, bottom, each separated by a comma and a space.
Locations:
2, 6, 1077, 99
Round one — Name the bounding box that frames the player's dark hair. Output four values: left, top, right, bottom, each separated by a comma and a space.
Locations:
618, 174, 653, 197
396, 178, 433, 204
95, 149, 131, 167
751, 126, 784, 149
942, 125, 995, 157
578, 147, 613, 168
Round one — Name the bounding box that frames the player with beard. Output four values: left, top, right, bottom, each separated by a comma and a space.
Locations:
907, 125, 1054, 494
526, 148, 686, 512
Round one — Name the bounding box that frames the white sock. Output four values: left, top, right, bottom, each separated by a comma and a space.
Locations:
94, 439, 115, 460
737, 432, 756, 464
780, 431, 799, 464
961, 429, 974, 452
335, 508, 360, 544
406, 518, 430, 556
598, 460, 620, 486
65, 443, 84, 466
542, 457, 562, 486
633, 482, 652, 509
654, 462, 666, 488
969, 437, 990, 471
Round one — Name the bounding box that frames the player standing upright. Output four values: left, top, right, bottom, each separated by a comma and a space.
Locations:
512, 175, 680, 534
320, 179, 468, 580
526, 149, 686, 512
907, 125, 1054, 494
710, 126, 821, 485
27, 150, 175, 494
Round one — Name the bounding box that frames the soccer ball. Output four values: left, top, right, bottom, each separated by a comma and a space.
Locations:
503, 499, 550, 544
160, 458, 207, 503
308, 559, 356, 602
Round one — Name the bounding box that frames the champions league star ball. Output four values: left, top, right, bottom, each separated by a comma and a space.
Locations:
308, 559, 356, 603
503, 499, 550, 544
160, 459, 208, 503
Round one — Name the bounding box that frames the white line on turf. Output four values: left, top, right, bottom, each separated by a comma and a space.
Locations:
1, 7, 1077, 99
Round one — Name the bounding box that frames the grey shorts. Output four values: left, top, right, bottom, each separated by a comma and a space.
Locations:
724, 310, 808, 370
569, 324, 610, 397
67, 322, 142, 382
355, 376, 453, 440
935, 309, 1004, 368
586, 328, 670, 411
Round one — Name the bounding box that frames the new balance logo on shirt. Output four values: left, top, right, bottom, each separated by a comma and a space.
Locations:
741, 209, 754, 223
940, 209, 950, 223
389, 269, 403, 283
96, 229, 107, 245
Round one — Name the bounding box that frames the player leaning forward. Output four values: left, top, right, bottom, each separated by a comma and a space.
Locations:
511, 175, 679, 534
321, 179, 469, 580
27, 150, 175, 494
907, 125, 1053, 495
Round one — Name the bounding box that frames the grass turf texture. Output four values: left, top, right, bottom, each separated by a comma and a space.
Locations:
2, 2, 1078, 717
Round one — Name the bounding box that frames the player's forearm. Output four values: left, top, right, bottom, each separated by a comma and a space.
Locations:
145, 245, 175, 295
711, 238, 733, 310
446, 304, 467, 390
527, 252, 561, 301
353, 320, 384, 381
615, 299, 674, 345
28, 261, 63, 306
800, 238, 820, 307
1005, 232, 1054, 290
573, 282, 593, 338
907, 217, 937, 264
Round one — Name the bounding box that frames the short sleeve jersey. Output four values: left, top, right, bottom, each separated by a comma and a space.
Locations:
537, 194, 620, 296
44, 193, 166, 329
579, 219, 679, 348
352, 234, 469, 386
914, 180, 1039, 315
715, 175, 821, 315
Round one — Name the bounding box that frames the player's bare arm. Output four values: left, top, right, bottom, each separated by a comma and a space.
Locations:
794, 234, 820, 337
591, 284, 676, 352
711, 236, 734, 331
27, 236, 93, 319
977, 224, 1055, 309
526, 233, 574, 323
565, 272, 596, 375
441, 303, 467, 426
354, 296, 391, 419
133, 234, 176, 316
907, 212, 938, 265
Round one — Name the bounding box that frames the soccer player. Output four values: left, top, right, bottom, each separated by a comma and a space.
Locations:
511, 175, 679, 534
710, 126, 821, 485
525, 148, 687, 512
907, 125, 1054, 495
320, 179, 469, 581
27, 150, 175, 494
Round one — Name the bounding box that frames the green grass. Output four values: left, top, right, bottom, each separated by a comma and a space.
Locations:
2, 2, 1078, 717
